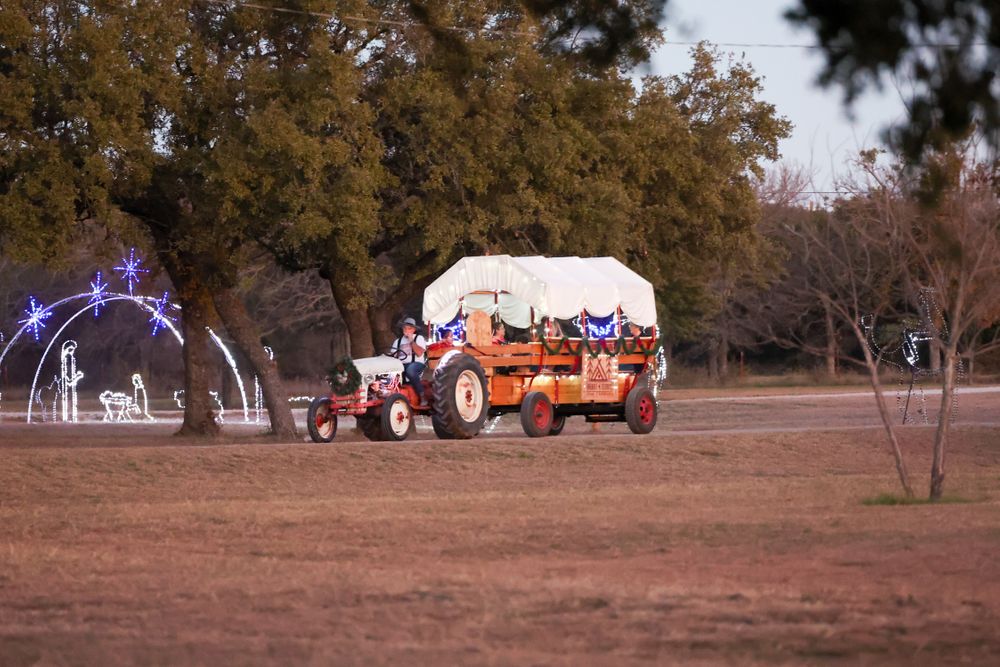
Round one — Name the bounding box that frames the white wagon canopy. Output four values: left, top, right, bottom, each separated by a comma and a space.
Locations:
422, 255, 657, 329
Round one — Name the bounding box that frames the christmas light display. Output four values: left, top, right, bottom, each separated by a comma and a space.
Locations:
100, 390, 136, 422
484, 414, 502, 434
172, 389, 226, 424
132, 373, 153, 421
583, 312, 618, 339
862, 289, 963, 425
96, 378, 151, 422
434, 312, 465, 342
253, 346, 275, 425
148, 291, 175, 336
89, 272, 108, 317
59, 340, 84, 423
113, 248, 150, 295
5, 292, 248, 424
35, 376, 60, 422
18, 297, 52, 342
208, 328, 249, 422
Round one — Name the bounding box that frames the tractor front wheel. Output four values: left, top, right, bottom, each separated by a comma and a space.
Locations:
307, 397, 337, 443
380, 393, 414, 441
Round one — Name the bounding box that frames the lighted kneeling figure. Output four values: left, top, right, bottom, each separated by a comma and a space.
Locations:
99, 373, 154, 423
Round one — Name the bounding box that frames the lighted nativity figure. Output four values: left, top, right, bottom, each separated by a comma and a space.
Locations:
861, 290, 963, 425
131, 373, 154, 421
100, 390, 136, 422
99, 373, 155, 423
173, 389, 226, 425
34, 375, 61, 423
59, 340, 84, 423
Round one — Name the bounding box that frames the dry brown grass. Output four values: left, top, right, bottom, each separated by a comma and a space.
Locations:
2, 412, 1000, 665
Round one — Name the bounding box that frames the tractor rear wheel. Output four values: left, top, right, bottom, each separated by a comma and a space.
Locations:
520, 391, 553, 437
356, 413, 383, 441
431, 418, 454, 439
431, 354, 489, 439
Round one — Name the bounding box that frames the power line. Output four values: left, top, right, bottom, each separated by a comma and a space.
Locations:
661, 40, 984, 49
204, 1, 987, 50
203, 0, 538, 38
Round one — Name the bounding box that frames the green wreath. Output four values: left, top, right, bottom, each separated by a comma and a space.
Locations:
540, 335, 571, 356
327, 357, 362, 396
538, 335, 663, 358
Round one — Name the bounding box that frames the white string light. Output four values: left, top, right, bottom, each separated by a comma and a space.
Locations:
12, 293, 248, 424
132, 373, 154, 421
89, 272, 108, 317
18, 297, 52, 342
113, 248, 150, 296
59, 340, 83, 423
862, 289, 963, 425
253, 345, 275, 425
99, 390, 134, 422
148, 291, 175, 336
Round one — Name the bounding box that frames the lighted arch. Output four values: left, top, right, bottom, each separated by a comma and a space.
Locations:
0, 292, 249, 424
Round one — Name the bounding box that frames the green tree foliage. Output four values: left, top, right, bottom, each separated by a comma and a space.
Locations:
2, 1, 788, 411
1, 0, 388, 434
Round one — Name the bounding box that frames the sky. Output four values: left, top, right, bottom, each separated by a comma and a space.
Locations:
641, 0, 909, 194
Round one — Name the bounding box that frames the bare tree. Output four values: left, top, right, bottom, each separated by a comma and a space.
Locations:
863, 148, 1000, 499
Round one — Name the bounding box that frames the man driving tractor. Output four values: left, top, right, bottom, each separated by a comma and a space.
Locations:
389, 317, 428, 405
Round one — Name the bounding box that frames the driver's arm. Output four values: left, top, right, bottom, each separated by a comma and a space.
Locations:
411, 337, 425, 356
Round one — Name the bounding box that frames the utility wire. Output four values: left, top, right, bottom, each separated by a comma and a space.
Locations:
205, 0, 988, 49
203, 0, 538, 37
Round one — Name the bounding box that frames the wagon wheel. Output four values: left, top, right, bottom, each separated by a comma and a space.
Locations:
380, 393, 414, 441
549, 414, 566, 436
520, 391, 553, 438
431, 353, 490, 439
306, 397, 337, 443
624, 385, 657, 434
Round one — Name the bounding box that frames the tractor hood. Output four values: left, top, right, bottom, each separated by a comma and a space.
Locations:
353, 356, 405, 384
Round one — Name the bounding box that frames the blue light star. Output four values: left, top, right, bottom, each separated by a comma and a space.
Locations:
148, 292, 175, 336
18, 297, 53, 342
113, 248, 150, 295
89, 271, 109, 317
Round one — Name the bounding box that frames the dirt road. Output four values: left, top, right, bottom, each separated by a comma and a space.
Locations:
1, 390, 999, 664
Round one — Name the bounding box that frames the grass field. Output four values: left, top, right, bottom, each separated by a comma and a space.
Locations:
2, 392, 1000, 666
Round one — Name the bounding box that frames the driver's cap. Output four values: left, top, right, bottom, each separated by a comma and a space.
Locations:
401, 317, 417, 327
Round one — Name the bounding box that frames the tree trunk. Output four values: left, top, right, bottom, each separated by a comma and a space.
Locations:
213, 287, 298, 439
368, 305, 397, 353
176, 286, 221, 437
929, 338, 942, 372
329, 277, 375, 358
824, 304, 838, 379
852, 322, 914, 498
707, 341, 719, 382
929, 350, 957, 501
221, 361, 234, 409
718, 334, 729, 380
